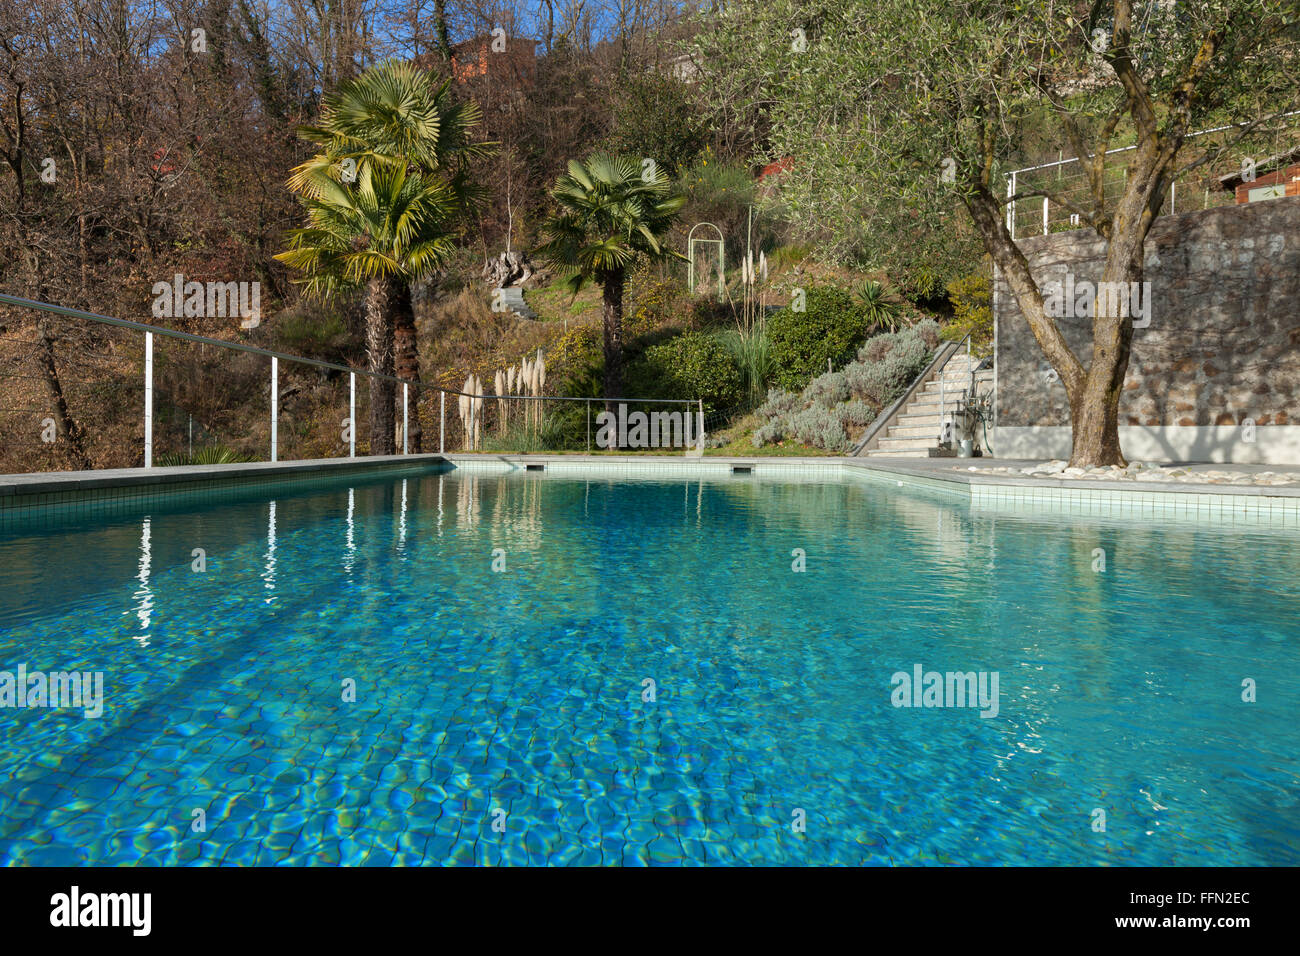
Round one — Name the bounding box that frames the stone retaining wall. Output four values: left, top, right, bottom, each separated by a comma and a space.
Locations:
993, 196, 1300, 462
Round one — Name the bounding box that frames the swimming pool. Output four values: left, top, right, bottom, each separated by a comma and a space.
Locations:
1, 468, 1297, 865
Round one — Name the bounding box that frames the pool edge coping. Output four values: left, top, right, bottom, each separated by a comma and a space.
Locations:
439, 453, 1300, 500
3, 452, 1298, 500
0, 454, 452, 497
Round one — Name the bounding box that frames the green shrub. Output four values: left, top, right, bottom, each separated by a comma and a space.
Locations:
805, 370, 850, 408
895, 265, 946, 302
943, 272, 993, 357
687, 295, 735, 330
627, 272, 687, 337
752, 320, 939, 452
634, 331, 743, 412
481, 407, 587, 452
786, 405, 849, 452
766, 287, 873, 391
605, 73, 707, 175
548, 323, 603, 397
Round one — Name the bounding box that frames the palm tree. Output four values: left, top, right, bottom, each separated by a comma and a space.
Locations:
286, 60, 489, 452
276, 162, 459, 454
535, 155, 686, 410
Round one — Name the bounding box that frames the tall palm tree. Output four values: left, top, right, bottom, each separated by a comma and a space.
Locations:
276, 162, 459, 454
536, 155, 686, 410
286, 60, 489, 452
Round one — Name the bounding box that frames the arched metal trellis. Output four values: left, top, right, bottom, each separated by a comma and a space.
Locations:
687, 222, 725, 300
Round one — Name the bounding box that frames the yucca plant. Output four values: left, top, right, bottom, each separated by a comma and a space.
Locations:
855, 279, 903, 333
535, 155, 686, 412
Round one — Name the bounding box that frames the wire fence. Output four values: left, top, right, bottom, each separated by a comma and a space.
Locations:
0, 294, 704, 475
1006, 112, 1300, 238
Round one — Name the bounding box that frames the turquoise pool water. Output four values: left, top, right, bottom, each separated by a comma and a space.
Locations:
1, 470, 1297, 866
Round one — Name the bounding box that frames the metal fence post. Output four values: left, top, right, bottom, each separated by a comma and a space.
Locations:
349, 372, 356, 458
402, 383, 409, 455
270, 356, 278, 462
143, 331, 153, 467
1007, 171, 1016, 238
586, 400, 591, 453
940, 366, 946, 447
440, 391, 445, 454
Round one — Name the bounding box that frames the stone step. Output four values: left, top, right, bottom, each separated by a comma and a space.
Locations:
897, 412, 942, 427
887, 424, 941, 439
920, 378, 991, 396
907, 396, 943, 410
932, 369, 993, 384
874, 436, 933, 450
865, 448, 932, 458
494, 286, 538, 320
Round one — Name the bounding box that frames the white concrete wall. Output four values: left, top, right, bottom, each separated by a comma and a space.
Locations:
991, 425, 1300, 464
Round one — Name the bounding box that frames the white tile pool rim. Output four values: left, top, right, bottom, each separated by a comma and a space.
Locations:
443, 454, 1300, 527
1, 453, 1297, 528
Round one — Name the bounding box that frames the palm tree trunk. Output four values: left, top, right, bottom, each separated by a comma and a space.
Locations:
365, 276, 397, 455
392, 280, 422, 453
602, 269, 626, 415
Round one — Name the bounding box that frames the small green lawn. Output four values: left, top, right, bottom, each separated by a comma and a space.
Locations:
526, 283, 603, 324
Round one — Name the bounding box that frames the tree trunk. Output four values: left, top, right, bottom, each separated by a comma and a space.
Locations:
434, 1, 453, 65
36, 319, 92, 469
1065, 159, 1164, 467
601, 269, 626, 417
365, 276, 397, 455
392, 279, 422, 453
964, 179, 1149, 468
1070, 254, 1142, 468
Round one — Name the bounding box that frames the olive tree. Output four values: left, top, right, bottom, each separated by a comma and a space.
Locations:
692, 0, 1300, 465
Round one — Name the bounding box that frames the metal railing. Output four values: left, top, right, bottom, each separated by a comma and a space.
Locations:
0, 293, 703, 473
1004, 111, 1300, 239
937, 332, 999, 458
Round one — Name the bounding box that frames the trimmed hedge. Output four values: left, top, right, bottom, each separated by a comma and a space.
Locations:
766, 287, 874, 391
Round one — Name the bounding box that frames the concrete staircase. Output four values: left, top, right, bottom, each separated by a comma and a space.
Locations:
864, 351, 993, 458
495, 286, 538, 320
